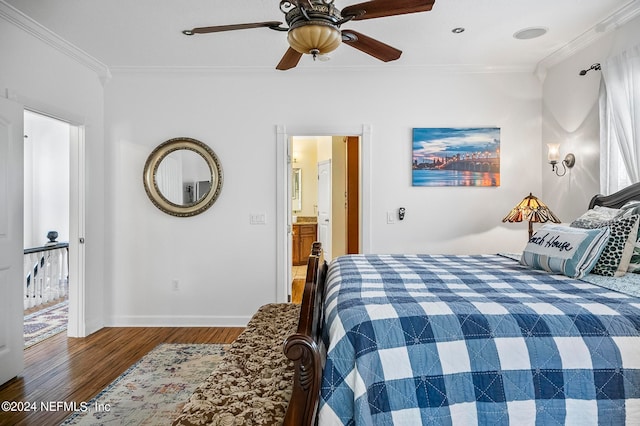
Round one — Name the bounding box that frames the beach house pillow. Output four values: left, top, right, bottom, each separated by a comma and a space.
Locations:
570, 214, 640, 277
620, 201, 640, 272
520, 224, 610, 278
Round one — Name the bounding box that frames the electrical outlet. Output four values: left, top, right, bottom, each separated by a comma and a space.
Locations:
171, 280, 179, 291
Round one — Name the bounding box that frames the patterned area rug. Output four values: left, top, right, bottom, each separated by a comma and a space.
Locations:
61, 343, 228, 425
24, 300, 68, 348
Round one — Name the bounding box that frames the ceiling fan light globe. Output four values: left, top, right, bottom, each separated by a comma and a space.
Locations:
287, 24, 341, 55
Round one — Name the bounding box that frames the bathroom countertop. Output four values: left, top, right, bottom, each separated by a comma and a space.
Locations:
293, 216, 317, 224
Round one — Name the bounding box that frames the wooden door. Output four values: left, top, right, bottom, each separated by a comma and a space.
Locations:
346, 136, 359, 254
0, 96, 24, 385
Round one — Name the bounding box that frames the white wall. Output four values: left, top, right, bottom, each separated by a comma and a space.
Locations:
105, 68, 542, 326
541, 15, 640, 221
1, 9, 106, 335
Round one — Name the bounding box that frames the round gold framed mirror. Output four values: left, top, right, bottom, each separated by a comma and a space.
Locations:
143, 137, 223, 217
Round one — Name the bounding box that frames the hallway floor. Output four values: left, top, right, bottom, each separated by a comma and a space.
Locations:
291, 265, 307, 304
24, 297, 68, 348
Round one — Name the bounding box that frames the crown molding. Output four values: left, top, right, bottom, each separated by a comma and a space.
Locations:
0, 1, 111, 83
108, 63, 532, 76
535, 0, 640, 80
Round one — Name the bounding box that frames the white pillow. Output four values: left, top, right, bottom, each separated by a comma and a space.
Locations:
621, 201, 640, 273
571, 205, 623, 227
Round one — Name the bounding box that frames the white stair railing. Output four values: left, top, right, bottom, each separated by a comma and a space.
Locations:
23, 243, 69, 310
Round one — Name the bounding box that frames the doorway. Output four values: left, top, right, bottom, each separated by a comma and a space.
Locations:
23, 108, 85, 339
23, 111, 70, 346
276, 124, 371, 304
288, 135, 360, 303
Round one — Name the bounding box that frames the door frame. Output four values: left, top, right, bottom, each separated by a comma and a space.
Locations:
18, 94, 86, 337
317, 159, 332, 261
276, 124, 371, 303
67, 124, 85, 337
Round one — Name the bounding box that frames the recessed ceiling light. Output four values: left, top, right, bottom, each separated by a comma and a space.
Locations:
513, 27, 548, 40
452, 27, 465, 34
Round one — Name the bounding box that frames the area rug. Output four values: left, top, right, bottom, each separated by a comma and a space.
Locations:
24, 299, 68, 348
61, 343, 227, 425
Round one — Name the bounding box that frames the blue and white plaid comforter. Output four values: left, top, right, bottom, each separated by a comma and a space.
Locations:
318, 254, 640, 425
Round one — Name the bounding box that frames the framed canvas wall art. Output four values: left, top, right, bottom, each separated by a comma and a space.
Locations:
412, 127, 500, 187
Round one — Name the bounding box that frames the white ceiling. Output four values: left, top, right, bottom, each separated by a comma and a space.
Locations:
5, 0, 640, 71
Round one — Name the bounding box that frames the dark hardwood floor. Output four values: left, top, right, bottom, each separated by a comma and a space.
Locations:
0, 327, 244, 426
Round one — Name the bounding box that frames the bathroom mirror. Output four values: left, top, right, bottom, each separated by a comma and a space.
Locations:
143, 137, 223, 217
292, 168, 301, 212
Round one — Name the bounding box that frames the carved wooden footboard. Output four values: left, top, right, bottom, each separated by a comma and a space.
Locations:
283, 242, 327, 426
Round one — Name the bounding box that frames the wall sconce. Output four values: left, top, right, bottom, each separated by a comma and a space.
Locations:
547, 143, 575, 176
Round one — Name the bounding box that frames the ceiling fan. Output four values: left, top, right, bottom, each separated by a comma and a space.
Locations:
182, 0, 436, 70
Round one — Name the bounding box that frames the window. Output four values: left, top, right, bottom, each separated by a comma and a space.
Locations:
599, 44, 640, 194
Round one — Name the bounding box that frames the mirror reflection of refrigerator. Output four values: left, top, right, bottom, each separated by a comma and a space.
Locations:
196, 180, 211, 201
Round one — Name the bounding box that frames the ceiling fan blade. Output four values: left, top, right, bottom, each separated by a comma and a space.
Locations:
183, 21, 283, 35
276, 47, 303, 70
342, 0, 435, 20
341, 30, 402, 62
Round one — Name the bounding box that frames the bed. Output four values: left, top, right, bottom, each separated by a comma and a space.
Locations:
284, 183, 640, 425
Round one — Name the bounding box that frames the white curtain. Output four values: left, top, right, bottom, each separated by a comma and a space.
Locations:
599, 44, 640, 194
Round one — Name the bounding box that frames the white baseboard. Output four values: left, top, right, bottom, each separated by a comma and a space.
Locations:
84, 318, 104, 336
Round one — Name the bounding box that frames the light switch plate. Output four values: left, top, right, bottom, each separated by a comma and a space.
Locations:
250, 213, 266, 225
387, 211, 396, 224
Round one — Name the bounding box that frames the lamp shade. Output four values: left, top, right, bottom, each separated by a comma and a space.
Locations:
547, 143, 560, 162
502, 193, 560, 223
502, 193, 561, 239
287, 24, 341, 55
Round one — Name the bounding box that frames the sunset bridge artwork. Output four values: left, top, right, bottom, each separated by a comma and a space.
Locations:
412, 127, 501, 187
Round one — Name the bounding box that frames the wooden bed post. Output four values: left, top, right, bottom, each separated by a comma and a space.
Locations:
283, 242, 327, 426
